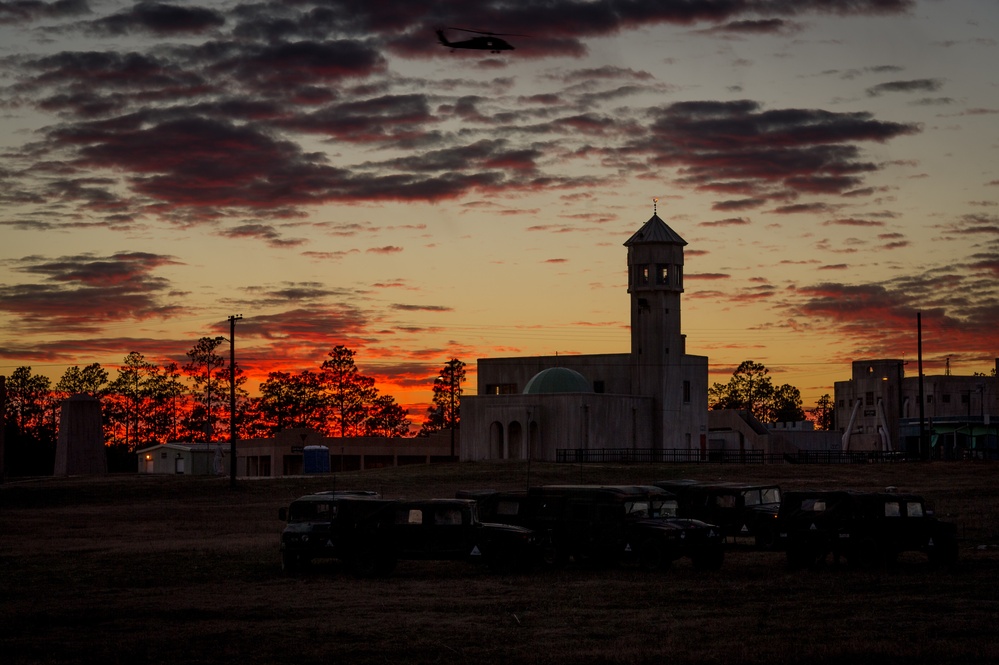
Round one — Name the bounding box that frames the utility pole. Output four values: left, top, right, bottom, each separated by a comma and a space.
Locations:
450, 364, 456, 458
228, 314, 242, 488
0, 376, 5, 483
917, 312, 927, 460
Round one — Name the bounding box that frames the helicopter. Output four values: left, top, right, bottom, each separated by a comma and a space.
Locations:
436, 27, 520, 53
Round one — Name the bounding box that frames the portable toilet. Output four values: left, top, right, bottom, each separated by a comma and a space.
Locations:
303, 445, 330, 474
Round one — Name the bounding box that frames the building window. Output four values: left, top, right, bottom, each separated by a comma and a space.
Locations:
486, 383, 517, 395
638, 265, 650, 285
961, 393, 970, 404
865, 391, 874, 406
942, 394, 951, 404
593, 380, 605, 394
656, 264, 669, 285
683, 380, 691, 403
927, 395, 934, 403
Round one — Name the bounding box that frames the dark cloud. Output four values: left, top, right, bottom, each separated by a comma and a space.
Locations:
866, 78, 943, 96
787, 270, 999, 361
280, 94, 432, 141
824, 218, 885, 227
699, 217, 750, 227
219, 224, 306, 248
221, 39, 387, 91
0, 0, 88, 25
86, 2, 225, 36
0, 1, 923, 228
0, 251, 182, 330
712, 198, 766, 211
391, 303, 454, 312
241, 282, 354, 306
704, 19, 797, 35
639, 100, 917, 205
772, 202, 836, 215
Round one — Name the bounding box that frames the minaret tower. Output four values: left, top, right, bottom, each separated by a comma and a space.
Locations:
624, 199, 687, 450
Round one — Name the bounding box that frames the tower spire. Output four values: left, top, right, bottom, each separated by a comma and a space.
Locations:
653, 197, 658, 216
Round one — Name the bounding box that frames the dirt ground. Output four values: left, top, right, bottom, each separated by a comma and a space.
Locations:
2, 461, 998, 665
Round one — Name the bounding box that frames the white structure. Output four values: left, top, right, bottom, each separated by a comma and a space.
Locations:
461, 210, 709, 461
137, 429, 455, 477
136, 442, 225, 475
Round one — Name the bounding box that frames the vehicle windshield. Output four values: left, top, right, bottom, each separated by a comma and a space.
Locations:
799, 498, 827, 512
287, 501, 336, 523
624, 499, 678, 518
743, 487, 781, 506
654, 499, 679, 518
624, 500, 651, 517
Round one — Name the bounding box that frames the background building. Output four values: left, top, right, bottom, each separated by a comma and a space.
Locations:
137, 430, 454, 477
834, 358, 999, 458
461, 210, 709, 461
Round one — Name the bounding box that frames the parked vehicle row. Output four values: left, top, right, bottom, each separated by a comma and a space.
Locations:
462, 485, 725, 571
278, 491, 538, 575
776, 490, 959, 569
652, 480, 783, 549
277, 481, 959, 576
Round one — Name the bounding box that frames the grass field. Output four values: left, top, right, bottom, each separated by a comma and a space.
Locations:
2, 461, 998, 665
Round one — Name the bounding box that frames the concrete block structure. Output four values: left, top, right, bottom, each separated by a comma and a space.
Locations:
54, 394, 106, 476
834, 358, 999, 457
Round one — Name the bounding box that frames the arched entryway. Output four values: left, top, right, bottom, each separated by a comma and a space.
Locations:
489, 421, 504, 459
508, 420, 524, 459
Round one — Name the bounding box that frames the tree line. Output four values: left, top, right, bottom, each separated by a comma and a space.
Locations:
2, 340, 466, 475
708, 360, 833, 430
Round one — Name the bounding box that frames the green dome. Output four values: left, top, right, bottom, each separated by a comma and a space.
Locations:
523, 367, 592, 394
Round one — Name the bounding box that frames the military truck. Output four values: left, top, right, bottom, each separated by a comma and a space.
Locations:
776, 490, 959, 569
654, 479, 783, 548
278, 493, 538, 576
463, 485, 724, 571
278, 492, 395, 574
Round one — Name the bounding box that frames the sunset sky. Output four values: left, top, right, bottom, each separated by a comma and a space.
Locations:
1, 0, 997, 421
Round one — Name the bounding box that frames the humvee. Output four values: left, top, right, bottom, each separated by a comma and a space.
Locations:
462, 485, 724, 571
278, 492, 395, 574
654, 479, 782, 548
279, 494, 538, 576
776, 490, 959, 569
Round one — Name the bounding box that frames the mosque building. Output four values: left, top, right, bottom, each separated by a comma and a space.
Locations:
460, 206, 709, 461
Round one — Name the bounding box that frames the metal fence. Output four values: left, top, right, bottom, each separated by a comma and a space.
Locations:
554, 448, 917, 464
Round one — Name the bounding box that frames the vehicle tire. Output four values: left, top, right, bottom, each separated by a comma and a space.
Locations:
350, 541, 394, 578
849, 537, 885, 569
541, 541, 568, 568
786, 542, 814, 570
692, 546, 724, 571
486, 547, 519, 575
280, 551, 300, 574
374, 554, 397, 576
754, 526, 777, 550
928, 539, 958, 568
638, 540, 667, 572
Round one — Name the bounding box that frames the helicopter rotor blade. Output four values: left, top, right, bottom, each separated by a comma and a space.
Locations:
447, 26, 530, 37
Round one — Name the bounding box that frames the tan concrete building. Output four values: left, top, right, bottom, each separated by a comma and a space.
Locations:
461, 210, 709, 461
834, 358, 999, 457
